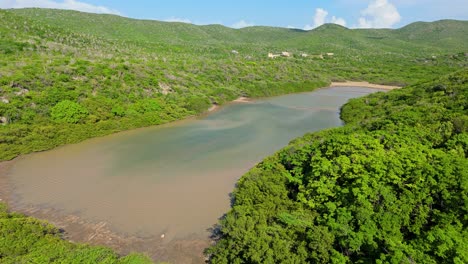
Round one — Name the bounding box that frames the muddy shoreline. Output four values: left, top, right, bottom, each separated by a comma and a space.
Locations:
0, 160, 211, 263
0, 160, 14, 204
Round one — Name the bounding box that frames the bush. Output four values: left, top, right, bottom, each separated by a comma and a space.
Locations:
50, 100, 89, 124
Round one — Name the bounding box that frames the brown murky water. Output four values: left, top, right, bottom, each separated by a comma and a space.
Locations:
3, 87, 383, 263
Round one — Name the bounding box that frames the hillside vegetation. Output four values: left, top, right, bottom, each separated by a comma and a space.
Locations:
207, 69, 468, 263
0, 8, 467, 161
0, 8, 467, 264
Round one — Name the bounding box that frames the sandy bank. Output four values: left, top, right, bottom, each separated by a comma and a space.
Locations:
208, 104, 219, 112
331, 81, 401, 90
232, 96, 252, 103
208, 97, 252, 113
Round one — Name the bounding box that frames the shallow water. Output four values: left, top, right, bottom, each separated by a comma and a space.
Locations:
6, 87, 381, 241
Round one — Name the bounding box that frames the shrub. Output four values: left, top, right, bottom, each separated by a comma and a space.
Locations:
50, 100, 89, 124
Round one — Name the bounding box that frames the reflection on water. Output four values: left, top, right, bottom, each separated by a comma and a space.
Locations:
6, 87, 381, 240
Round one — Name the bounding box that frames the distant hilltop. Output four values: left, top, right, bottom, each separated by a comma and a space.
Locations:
2, 8, 468, 53
0, 7, 467, 161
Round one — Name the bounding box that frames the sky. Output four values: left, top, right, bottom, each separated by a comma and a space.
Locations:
0, 0, 467, 29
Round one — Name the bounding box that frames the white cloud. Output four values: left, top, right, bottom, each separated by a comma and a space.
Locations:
303, 8, 347, 30
164, 17, 192, 24
0, 0, 120, 15
358, 0, 401, 28
331, 16, 347, 27
231, 20, 254, 29
313, 8, 328, 28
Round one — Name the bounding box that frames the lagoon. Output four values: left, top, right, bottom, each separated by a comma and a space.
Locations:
4, 86, 382, 261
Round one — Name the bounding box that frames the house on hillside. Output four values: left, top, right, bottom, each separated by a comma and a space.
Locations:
231, 50, 239, 54
281, 52, 292, 57
326, 53, 335, 56
301, 53, 308, 57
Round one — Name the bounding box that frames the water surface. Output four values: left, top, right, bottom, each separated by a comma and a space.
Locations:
6, 87, 381, 240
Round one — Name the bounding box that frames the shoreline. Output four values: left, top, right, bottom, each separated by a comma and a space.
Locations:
5, 206, 209, 263
232, 96, 253, 103
208, 96, 253, 113
208, 104, 219, 112
0, 160, 15, 204
330, 81, 401, 90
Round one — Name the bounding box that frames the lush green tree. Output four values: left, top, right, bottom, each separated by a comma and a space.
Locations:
50, 100, 89, 124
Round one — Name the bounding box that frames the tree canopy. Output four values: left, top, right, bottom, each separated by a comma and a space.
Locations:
207, 70, 468, 263
50, 100, 89, 124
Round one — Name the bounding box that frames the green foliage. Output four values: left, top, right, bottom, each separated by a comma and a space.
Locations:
185, 95, 212, 112
0, 7, 466, 264
0, 39, 29, 54
0, 203, 153, 263
50, 100, 89, 124
129, 99, 162, 114
0, 8, 466, 160
207, 70, 468, 263
111, 104, 126, 117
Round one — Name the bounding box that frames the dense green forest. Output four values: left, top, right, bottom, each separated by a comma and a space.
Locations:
0, 9, 467, 161
0, 8, 467, 264
207, 69, 468, 263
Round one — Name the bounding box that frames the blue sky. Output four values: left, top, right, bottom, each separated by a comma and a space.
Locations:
1, 0, 467, 29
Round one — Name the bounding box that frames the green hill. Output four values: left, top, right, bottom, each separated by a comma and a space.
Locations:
396, 20, 468, 50
0, 7, 467, 264
0, 8, 467, 161
6, 9, 468, 53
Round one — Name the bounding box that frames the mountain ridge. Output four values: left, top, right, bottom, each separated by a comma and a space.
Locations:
4, 8, 468, 52
5, 7, 467, 31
